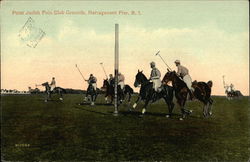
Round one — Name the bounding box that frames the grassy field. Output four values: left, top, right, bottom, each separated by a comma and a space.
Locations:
1, 94, 250, 161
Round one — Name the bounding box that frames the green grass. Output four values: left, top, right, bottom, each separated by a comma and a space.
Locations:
1, 94, 250, 161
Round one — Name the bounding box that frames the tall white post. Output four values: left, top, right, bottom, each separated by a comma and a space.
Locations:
114, 24, 119, 115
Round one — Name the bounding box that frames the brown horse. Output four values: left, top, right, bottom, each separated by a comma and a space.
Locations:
162, 70, 213, 120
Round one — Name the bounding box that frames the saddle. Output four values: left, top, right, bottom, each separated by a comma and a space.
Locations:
157, 85, 164, 92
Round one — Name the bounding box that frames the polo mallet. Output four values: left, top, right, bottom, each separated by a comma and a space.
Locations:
155, 51, 172, 71
222, 75, 226, 88
100, 62, 108, 79
75, 64, 87, 81
35, 84, 42, 88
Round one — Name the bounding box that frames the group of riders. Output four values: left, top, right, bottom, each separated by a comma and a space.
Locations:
42, 59, 215, 119
46, 59, 195, 101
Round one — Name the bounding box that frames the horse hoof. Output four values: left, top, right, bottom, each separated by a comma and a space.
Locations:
166, 115, 170, 118
179, 118, 183, 121
190, 110, 193, 113
133, 103, 137, 109
91, 102, 95, 106
142, 108, 146, 114
59, 98, 63, 101
209, 112, 212, 116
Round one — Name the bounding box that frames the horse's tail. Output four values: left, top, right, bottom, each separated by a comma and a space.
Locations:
59, 87, 67, 93
207, 80, 213, 88
236, 90, 243, 97
129, 86, 134, 94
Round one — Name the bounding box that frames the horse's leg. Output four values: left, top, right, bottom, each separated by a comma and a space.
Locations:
133, 96, 141, 109
90, 94, 95, 106
48, 91, 51, 101
85, 90, 89, 102
178, 98, 191, 120
45, 91, 49, 102
110, 95, 114, 104
165, 98, 174, 118
105, 93, 109, 103
203, 102, 209, 117
141, 98, 150, 116
126, 93, 132, 111
59, 89, 63, 101
119, 90, 125, 104
94, 91, 98, 102
128, 93, 131, 104
207, 102, 213, 116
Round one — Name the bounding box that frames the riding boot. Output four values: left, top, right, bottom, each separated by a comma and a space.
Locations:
152, 90, 157, 102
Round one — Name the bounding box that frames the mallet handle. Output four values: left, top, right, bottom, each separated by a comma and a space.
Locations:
75, 64, 86, 81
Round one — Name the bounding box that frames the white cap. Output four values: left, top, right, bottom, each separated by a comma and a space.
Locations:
150, 61, 156, 66
174, 60, 180, 64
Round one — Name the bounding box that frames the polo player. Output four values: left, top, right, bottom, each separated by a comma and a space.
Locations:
50, 77, 56, 91
108, 74, 115, 86
84, 74, 97, 101
118, 72, 125, 91
85, 74, 97, 91
174, 60, 194, 99
149, 61, 162, 92
230, 83, 235, 92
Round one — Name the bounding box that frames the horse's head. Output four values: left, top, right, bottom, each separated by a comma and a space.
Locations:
41, 82, 49, 87
102, 79, 109, 89
134, 70, 147, 87
162, 69, 177, 84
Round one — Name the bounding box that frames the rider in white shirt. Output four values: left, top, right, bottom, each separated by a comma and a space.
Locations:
175, 60, 194, 99
149, 61, 162, 92
50, 77, 56, 91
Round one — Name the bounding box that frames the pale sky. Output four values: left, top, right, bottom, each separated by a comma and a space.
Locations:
1, 0, 249, 95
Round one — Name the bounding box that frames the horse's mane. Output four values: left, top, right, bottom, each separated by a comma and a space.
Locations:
42, 82, 49, 87
171, 71, 186, 87
139, 72, 149, 83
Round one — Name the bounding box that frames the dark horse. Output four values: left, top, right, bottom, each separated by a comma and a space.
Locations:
102, 79, 134, 104
226, 90, 243, 100
85, 84, 98, 105
162, 70, 213, 120
133, 70, 174, 116
41, 82, 66, 102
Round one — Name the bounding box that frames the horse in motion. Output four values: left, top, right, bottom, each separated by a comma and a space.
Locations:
162, 70, 213, 120
41, 82, 66, 102
226, 90, 243, 100
133, 70, 174, 117
102, 79, 134, 104
222, 75, 243, 100
85, 83, 98, 106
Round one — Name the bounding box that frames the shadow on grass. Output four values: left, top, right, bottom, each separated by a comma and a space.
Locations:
37, 99, 64, 103
73, 105, 110, 115
118, 110, 181, 118
78, 102, 113, 106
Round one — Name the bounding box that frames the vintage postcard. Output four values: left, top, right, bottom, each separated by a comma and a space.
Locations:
1, 0, 249, 161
